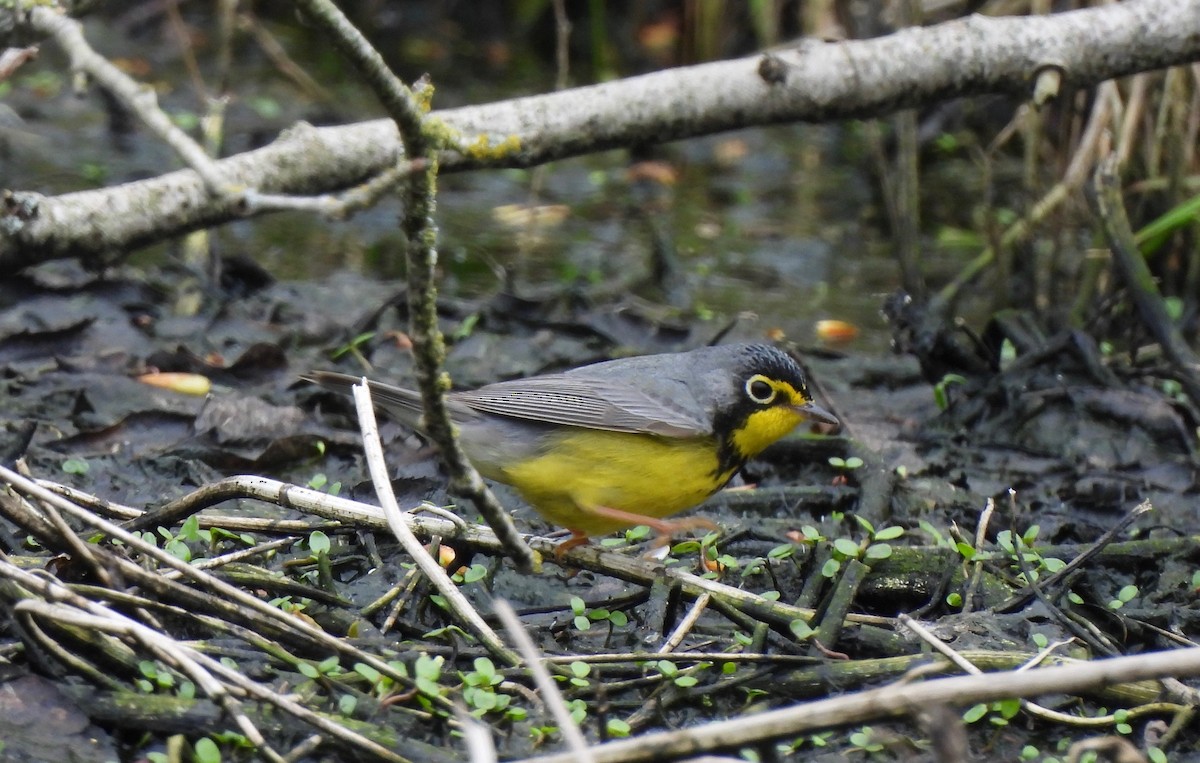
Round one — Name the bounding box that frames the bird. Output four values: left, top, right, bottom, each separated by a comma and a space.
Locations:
304, 343, 837, 555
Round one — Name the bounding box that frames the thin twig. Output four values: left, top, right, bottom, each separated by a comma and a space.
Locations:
962, 497, 995, 614
236, 10, 333, 102
514, 646, 1200, 763
9, 576, 286, 763
0, 464, 442, 712
240, 157, 426, 218
933, 82, 1115, 314
1090, 153, 1200, 409
995, 500, 1152, 612
161, 536, 298, 579
0, 45, 38, 80
458, 710, 499, 763
495, 599, 595, 763
352, 380, 521, 667
72, 473, 889, 633
659, 593, 711, 653
291, 0, 534, 572
899, 614, 1168, 728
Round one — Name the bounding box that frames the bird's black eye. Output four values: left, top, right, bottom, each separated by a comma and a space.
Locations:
745, 375, 776, 404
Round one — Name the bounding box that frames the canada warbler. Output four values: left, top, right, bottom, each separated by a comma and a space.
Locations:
305, 343, 837, 553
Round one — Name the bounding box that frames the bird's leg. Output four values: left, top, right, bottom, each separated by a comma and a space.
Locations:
553, 530, 591, 561
644, 516, 721, 549
551, 503, 719, 559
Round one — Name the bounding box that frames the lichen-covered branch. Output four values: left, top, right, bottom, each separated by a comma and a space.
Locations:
292, 0, 535, 572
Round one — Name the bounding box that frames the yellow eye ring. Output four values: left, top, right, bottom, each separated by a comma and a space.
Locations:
745, 374, 776, 404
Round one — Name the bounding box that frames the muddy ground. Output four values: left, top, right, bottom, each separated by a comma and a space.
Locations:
2, 255, 1199, 762
3, 3, 1199, 760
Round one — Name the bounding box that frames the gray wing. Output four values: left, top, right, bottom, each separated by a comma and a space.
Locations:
452, 374, 711, 438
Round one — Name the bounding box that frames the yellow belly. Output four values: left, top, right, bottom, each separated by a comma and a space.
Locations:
495, 428, 733, 536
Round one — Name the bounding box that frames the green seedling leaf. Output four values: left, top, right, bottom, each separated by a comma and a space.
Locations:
180, 514, 201, 541
318, 655, 340, 673
355, 663, 381, 684
462, 564, 488, 583
864, 543, 892, 560
626, 525, 651, 541
789, 619, 815, 639
873, 525, 904, 541
62, 457, 90, 475
1042, 557, 1066, 572
193, 738, 221, 763
821, 558, 841, 578
298, 662, 320, 679
474, 657, 496, 678
995, 698, 1021, 718
309, 531, 331, 555
832, 538, 860, 557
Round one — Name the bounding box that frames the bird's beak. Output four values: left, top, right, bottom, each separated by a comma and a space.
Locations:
795, 400, 839, 427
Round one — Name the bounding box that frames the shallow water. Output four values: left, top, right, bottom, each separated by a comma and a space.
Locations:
1, 5, 903, 353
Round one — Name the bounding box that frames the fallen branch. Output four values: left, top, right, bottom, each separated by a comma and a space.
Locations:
516, 646, 1200, 763
3, 0, 1200, 272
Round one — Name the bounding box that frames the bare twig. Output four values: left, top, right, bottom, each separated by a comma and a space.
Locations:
659, 593, 711, 653
515, 646, 1200, 763
933, 81, 1115, 314
22, 472, 887, 634
899, 614, 1175, 728
962, 496, 995, 613
6, 1, 1200, 272
240, 157, 427, 218
0, 45, 37, 80
495, 599, 595, 763
995, 500, 1152, 612
352, 380, 521, 667
41, 604, 286, 759
0, 464, 443, 714
237, 10, 333, 102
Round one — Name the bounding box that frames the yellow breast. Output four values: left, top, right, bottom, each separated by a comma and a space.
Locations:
498, 428, 733, 536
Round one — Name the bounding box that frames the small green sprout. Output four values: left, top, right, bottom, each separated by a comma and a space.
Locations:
62, 457, 90, 475
569, 596, 628, 631
1108, 584, 1138, 610
933, 373, 968, 410
298, 654, 341, 680
827, 456, 864, 470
